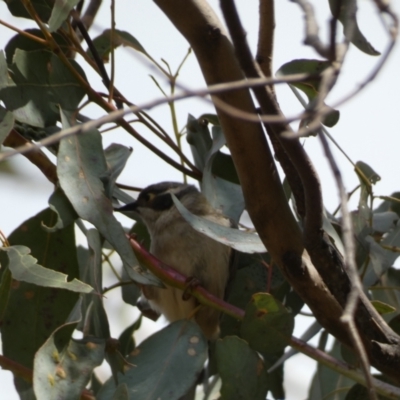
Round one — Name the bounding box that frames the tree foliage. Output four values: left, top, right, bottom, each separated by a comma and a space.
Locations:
0, 0, 400, 399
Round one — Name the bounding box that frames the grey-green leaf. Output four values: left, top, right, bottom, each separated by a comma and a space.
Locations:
172, 194, 266, 253
216, 336, 269, 400
328, 0, 380, 56
97, 320, 207, 400
2, 245, 93, 293
0, 106, 14, 144
57, 110, 160, 286
48, 0, 80, 32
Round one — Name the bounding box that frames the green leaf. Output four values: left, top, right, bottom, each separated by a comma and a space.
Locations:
5, 0, 54, 22
201, 125, 244, 222
276, 59, 340, 128
0, 208, 81, 396
103, 143, 133, 198
5, 29, 69, 63
186, 114, 239, 184
355, 161, 381, 184
0, 106, 14, 144
48, 0, 80, 32
89, 29, 147, 62
216, 336, 269, 400
34, 317, 105, 400
2, 245, 93, 293
171, 194, 266, 253
97, 320, 208, 400
328, 0, 380, 56
221, 254, 271, 337
240, 293, 294, 354
186, 114, 212, 172
118, 316, 142, 356
0, 50, 87, 127
370, 300, 395, 315
57, 110, 160, 286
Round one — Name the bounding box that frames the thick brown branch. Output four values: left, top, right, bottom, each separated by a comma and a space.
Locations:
153, 0, 400, 382
256, 0, 275, 78
220, 0, 323, 248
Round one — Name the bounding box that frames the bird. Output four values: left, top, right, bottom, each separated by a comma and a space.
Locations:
117, 181, 233, 339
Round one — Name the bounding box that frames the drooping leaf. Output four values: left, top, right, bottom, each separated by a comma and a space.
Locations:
2, 245, 92, 293
103, 143, 133, 198
171, 194, 266, 253
57, 110, 160, 286
276, 59, 340, 128
97, 320, 208, 400
216, 336, 269, 400
328, 0, 380, 56
0, 106, 14, 144
240, 293, 294, 354
186, 114, 239, 184
48, 0, 80, 32
0, 50, 87, 127
118, 316, 142, 356
0, 208, 81, 397
89, 29, 147, 62
201, 125, 244, 222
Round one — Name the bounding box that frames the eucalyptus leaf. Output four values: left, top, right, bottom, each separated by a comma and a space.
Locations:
216, 336, 269, 400
276, 59, 340, 128
0, 106, 14, 144
5, 0, 53, 22
328, 0, 380, 56
103, 143, 133, 198
97, 320, 207, 400
48, 0, 80, 31
0, 208, 82, 397
5, 29, 69, 64
89, 29, 147, 62
2, 245, 93, 293
0, 50, 87, 127
57, 110, 160, 286
202, 125, 244, 222
240, 293, 294, 354
171, 194, 266, 253
34, 332, 105, 400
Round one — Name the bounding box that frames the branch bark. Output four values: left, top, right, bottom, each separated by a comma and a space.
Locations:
153, 0, 400, 382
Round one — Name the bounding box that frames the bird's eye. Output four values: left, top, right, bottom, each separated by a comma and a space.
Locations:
142, 192, 156, 203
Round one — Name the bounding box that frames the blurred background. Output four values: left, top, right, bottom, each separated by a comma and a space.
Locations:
1, 0, 399, 398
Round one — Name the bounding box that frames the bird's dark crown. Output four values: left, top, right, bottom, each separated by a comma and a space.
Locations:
118, 182, 199, 212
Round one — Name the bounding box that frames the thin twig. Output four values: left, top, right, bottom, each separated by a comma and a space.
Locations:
0, 74, 315, 163
319, 131, 378, 400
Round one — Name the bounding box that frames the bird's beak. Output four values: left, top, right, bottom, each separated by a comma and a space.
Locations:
114, 201, 141, 219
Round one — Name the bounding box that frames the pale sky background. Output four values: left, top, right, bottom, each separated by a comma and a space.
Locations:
1, 0, 399, 399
